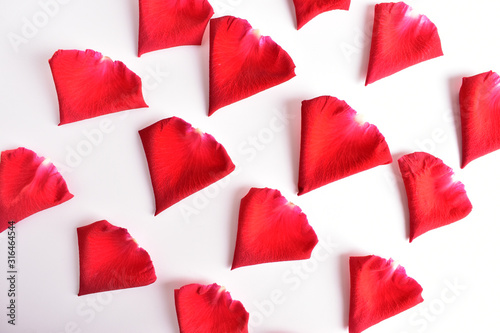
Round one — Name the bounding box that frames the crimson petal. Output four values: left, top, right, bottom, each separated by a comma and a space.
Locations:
0, 147, 73, 233
77, 220, 156, 296
49, 49, 148, 125
232, 187, 318, 269
138, 0, 214, 56
292, 0, 350, 30
298, 96, 392, 195
209, 16, 296, 116
365, 2, 443, 85
398, 152, 472, 242
139, 117, 235, 215
460, 71, 500, 168
175, 283, 249, 333
349, 255, 423, 333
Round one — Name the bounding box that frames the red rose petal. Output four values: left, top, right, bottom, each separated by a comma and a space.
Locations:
138, 0, 214, 56
175, 283, 249, 333
77, 220, 156, 296
365, 2, 443, 85
139, 117, 235, 215
232, 187, 318, 269
298, 96, 392, 195
0, 147, 73, 233
49, 49, 148, 125
209, 16, 296, 116
460, 71, 500, 168
398, 152, 473, 242
292, 0, 350, 30
349, 255, 423, 333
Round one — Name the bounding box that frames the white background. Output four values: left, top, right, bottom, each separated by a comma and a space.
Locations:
1, 0, 500, 332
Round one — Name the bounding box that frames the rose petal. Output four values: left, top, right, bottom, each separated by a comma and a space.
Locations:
292, 0, 350, 30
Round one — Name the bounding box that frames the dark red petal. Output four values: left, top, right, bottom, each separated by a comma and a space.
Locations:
175, 283, 249, 333
292, 0, 350, 30
349, 255, 423, 333
460, 71, 500, 168
49, 49, 148, 125
365, 2, 443, 85
0, 147, 73, 233
232, 187, 318, 269
139, 117, 235, 215
77, 220, 156, 296
209, 16, 296, 116
298, 96, 392, 195
138, 0, 214, 56
398, 152, 472, 242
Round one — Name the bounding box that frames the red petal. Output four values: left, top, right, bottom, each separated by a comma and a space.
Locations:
365, 2, 443, 85
175, 283, 249, 333
292, 0, 350, 30
460, 71, 500, 168
209, 16, 296, 116
398, 152, 473, 242
232, 187, 318, 269
77, 220, 156, 296
349, 255, 423, 333
0, 147, 73, 233
139, 117, 235, 215
138, 0, 214, 56
298, 96, 392, 195
49, 49, 148, 125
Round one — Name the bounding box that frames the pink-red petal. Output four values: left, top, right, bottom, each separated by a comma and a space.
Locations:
365, 2, 443, 85
298, 96, 392, 195
77, 220, 156, 296
292, 0, 350, 30
209, 16, 296, 116
139, 117, 235, 215
398, 152, 473, 242
460, 71, 500, 168
138, 0, 214, 56
0, 147, 73, 233
175, 283, 249, 333
232, 187, 318, 269
49, 49, 148, 125
349, 255, 423, 333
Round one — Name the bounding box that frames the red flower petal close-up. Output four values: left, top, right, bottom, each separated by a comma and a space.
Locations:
175, 283, 249, 333
77, 220, 157, 296
460, 71, 500, 168
365, 2, 443, 85
298, 96, 392, 195
0, 147, 73, 233
292, 0, 351, 30
398, 152, 473, 242
138, 0, 214, 56
139, 116, 235, 215
209, 16, 296, 116
232, 187, 318, 269
349, 255, 424, 333
49, 49, 148, 125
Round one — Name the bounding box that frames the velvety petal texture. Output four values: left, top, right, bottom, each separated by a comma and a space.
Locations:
175, 283, 249, 333
232, 187, 318, 269
460, 71, 500, 168
298, 96, 392, 195
138, 0, 214, 56
49, 49, 148, 125
349, 255, 423, 333
77, 220, 157, 296
0, 147, 73, 233
365, 2, 443, 85
209, 16, 296, 116
292, 0, 350, 30
398, 152, 473, 242
139, 117, 235, 215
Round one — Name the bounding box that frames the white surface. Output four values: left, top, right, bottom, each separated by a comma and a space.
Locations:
1, 0, 500, 332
